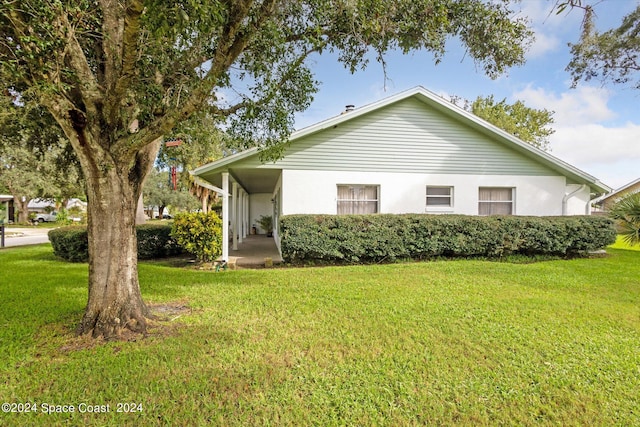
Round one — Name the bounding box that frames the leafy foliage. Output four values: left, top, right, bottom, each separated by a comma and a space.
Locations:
48, 226, 90, 263
171, 212, 223, 263
280, 214, 617, 263
566, 3, 640, 89
143, 169, 200, 215
49, 224, 181, 262
0, 95, 83, 222
609, 192, 640, 246
470, 95, 555, 151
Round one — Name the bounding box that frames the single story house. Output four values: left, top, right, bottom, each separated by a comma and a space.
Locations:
592, 177, 640, 213
27, 198, 87, 214
192, 86, 611, 260
0, 195, 13, 223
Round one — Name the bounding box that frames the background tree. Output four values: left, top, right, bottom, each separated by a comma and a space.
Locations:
0, 95, 83, 222
143, 169, 200, 218
469, 95, 555, 151
1, 0, 533, 338
157, 112, 227, 212
563, 2, 640, 89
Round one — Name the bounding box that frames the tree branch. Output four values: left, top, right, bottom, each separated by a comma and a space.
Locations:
56, 12, 103, 120
114, 0, 279, 158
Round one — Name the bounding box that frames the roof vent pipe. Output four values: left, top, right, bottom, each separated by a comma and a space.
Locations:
345, 104, 355, 112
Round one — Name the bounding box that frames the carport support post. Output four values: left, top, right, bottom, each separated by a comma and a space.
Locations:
243, 192, 248, 239
232, 182, 238, 251
238, 190, 244, 244
221, 172, 229, 262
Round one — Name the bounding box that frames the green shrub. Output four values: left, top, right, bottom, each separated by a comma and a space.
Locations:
49, 226, 89, 262
49, 223, 181, 262
171, 212, 223, 263
136, 223, 183, 259
280, 214, 617, 263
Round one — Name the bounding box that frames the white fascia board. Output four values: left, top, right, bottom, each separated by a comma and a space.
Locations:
191, 147, 260, 177
190, 175, 227, 195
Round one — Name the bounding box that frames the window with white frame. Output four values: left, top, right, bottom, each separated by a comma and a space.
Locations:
426, 186, 453, 207
337, 185, 379, 214
478, 187, 514, 215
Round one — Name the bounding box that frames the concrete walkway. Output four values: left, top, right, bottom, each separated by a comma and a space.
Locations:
227, 235, 282, 268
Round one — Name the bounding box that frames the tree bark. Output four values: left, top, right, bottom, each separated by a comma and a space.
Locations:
74, 139, 160, 339
13, 196, 30, 224
76, 162, 147, 338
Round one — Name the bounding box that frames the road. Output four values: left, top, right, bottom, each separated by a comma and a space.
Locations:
0, 227, 51, 248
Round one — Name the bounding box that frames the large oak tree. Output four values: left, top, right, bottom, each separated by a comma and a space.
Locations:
1, 0, 533, 338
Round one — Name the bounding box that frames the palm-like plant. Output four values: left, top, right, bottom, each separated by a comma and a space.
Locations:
609, 193, 640, 246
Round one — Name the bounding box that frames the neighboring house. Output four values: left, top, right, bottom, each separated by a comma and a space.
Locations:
192, 86, 611, 260
28, 198, 87, 215
592, 177, 640, 213
0, 195, 13, 223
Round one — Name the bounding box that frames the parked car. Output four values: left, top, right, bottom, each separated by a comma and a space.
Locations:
34, 211, 58, 223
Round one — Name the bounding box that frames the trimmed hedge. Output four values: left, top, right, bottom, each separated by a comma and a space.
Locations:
49, 223, 182, 262
280, 214, 617, 263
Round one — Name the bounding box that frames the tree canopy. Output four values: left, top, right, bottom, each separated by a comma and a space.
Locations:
0, 93, 83, 222
565, 2, 640, 89
1, 0, 534, 338
470, 95, 555, 151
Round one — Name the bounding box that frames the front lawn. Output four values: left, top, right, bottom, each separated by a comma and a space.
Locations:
0, 245, 638, 426
609, 235, 640, 251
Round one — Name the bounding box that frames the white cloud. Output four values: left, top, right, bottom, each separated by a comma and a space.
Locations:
553, 123, 640, 164
513, 85, 615, 125
527, 31, 561, 59
511, 84, 640, 188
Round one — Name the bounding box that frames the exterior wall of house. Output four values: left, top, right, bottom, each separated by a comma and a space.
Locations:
281, 169, 590, 216
234, 97, 560, 178
249, 193, 273, 234
601, 181, 640, 211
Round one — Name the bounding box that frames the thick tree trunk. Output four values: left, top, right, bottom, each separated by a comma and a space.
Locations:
75, 141, 159, 339
13, 196, 30, 224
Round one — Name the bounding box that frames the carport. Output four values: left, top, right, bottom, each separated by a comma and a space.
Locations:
0, 194, 13, 222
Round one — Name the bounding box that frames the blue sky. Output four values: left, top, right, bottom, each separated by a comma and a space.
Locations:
293, 0, 640, 190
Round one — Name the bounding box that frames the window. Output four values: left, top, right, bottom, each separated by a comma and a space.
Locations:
426, 186, 453, 207
478, 187, 514, 215
337, 185, 379, 214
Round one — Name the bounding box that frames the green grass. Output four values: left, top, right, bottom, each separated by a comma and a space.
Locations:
0, 244, 638, 426
609, 235, 640, 251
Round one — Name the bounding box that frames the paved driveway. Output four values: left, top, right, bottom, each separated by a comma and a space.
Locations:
1, 227, 51, 248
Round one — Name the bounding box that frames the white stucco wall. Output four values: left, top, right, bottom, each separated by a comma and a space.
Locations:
280, 169, 591, 216
249, 193, 273, 234
564, 184, 592, 215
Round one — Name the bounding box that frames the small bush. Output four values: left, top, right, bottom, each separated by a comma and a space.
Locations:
49, 226, 89, 262
49, 223, 181, 262
137, 223, 184, 259
171, 212, 223, 263
280, 214, 617, 264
